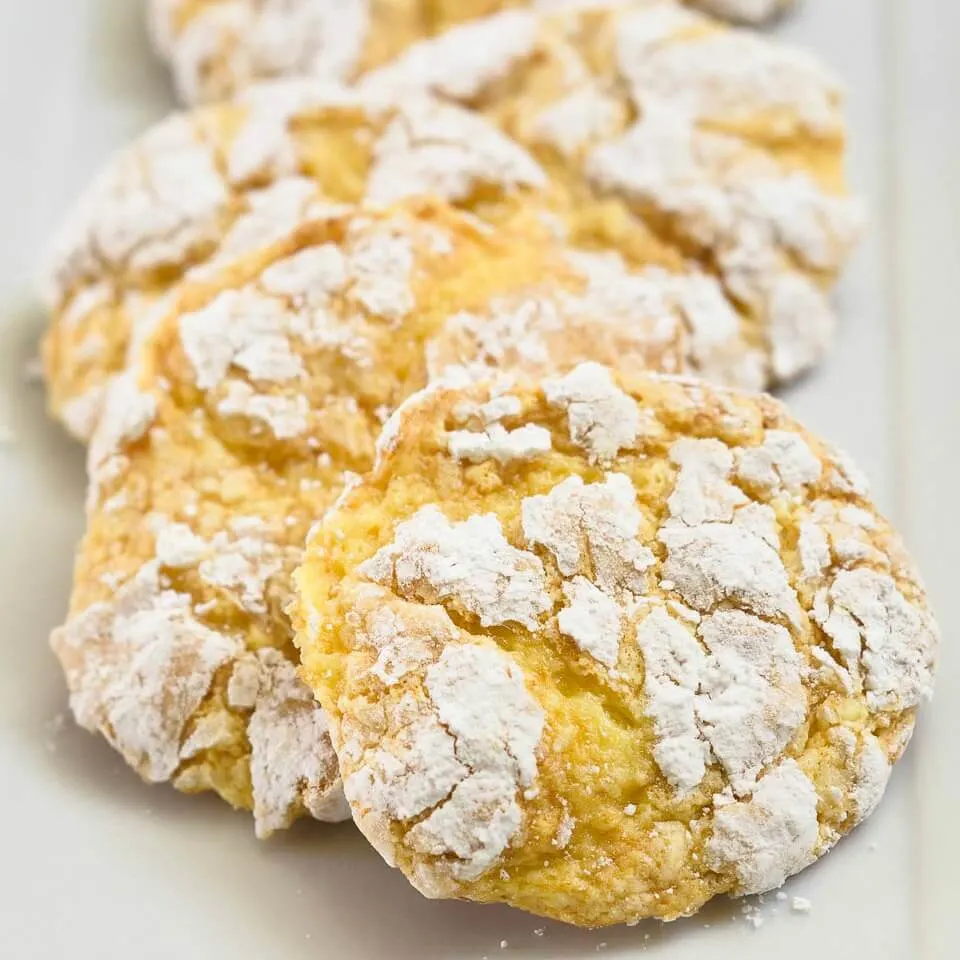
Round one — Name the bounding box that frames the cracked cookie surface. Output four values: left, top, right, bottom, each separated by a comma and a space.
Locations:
51, 200, 745, 832
40, 84, 548, 441
45, 4, 855, 443
361, 1, 861, 388
150, 0, 797, 104
294, 364, 938, 924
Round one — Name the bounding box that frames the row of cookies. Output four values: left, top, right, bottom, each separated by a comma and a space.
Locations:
41, 0, 938, 928
44, 0, 859, 440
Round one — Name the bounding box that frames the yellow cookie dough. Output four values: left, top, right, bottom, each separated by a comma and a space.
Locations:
295, 364, 938, 924
149, 0, 797, 104
51, 200, 738, 833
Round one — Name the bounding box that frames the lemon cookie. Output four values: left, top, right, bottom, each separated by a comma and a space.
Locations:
150, 1, 797, 104
40, 83, 551, 441
51, 200, 756, 833
294, 364, 938, 924
361, 1, 861, 385
44, 11, 857, 445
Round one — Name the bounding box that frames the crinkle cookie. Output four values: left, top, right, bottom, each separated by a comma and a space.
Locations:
294, 364, 938, 924
44, 3, 858, 444
149, 0, 796, 104
51, 200, 754, 834
40, 83, 551, 441
361, 1, 861, 386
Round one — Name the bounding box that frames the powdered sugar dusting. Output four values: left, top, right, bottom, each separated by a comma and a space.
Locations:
354, 593, 456, 687
735, 430, 822, 494
705, 759, 819, 895
348, 223, 416, 322
635, 607, 711, 794
245, 649, 348, 837
341, 627, 545, 886
86, 373, 157, 502
345, 695, 467, 823
153, 0, 370, 103
586, 106, 859, 384
522, 473, 654, 596
635, 605, 804, 796
660, 513, 800, 625
361, 10, 538, 103
530, 84, 623, 157
426, 254, 705, 386
179, 287, 305, 390
366, 98, 546, 207
405, 643, 545, 881
618, 14, 842, 135
696, 610, 805, 794
449, 423, 553, 464
544, 363, 641, 464
50, 561, 238, 782
668, 438, 747, 526
559, 577, 623, 667
812, 568, 938, 711
851, 733, 891, 824
361, 506, 551, 629
218, 380, 310, 438
42, 114, 228, 306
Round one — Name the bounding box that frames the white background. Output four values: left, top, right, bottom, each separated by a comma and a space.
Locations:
0, 1, 957, 957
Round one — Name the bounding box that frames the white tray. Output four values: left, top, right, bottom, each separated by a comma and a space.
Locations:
1, 1, 956, 957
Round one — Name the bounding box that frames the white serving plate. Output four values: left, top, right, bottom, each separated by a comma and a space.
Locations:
1, 1, 957, 957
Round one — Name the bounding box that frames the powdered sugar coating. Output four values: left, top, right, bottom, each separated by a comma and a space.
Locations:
151, 1, 799, 106
449, 423, 553, 464
60, 199, 689, 833
812, 568, 938, 711
544, 363, 642, 464
705, 759, 819, 895
51, 561, 238, 782
364, 97, 546, 207
360, 10, 539, 105
559, 577, 624, 667
361, 507, 551, 630
357, 1, 860, 389
297, 365, 937, 926
635, 602, 805, 797
244, 649, 349, 836
427, 250, 763, 392
150, 0, 371, 103
660, 516, 801, 624
330, 589, 545, 889
40, 82, 546, 441
635, 607, 711, 793
522, 473, 654, 595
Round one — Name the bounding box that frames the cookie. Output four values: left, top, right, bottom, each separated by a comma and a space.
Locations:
361, 1, 861, 383
51, 199, 750, 834
149, 0, 797, 104
44, 6, 857, 443
294, 364, 938, 924
40, 84, 549, 441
